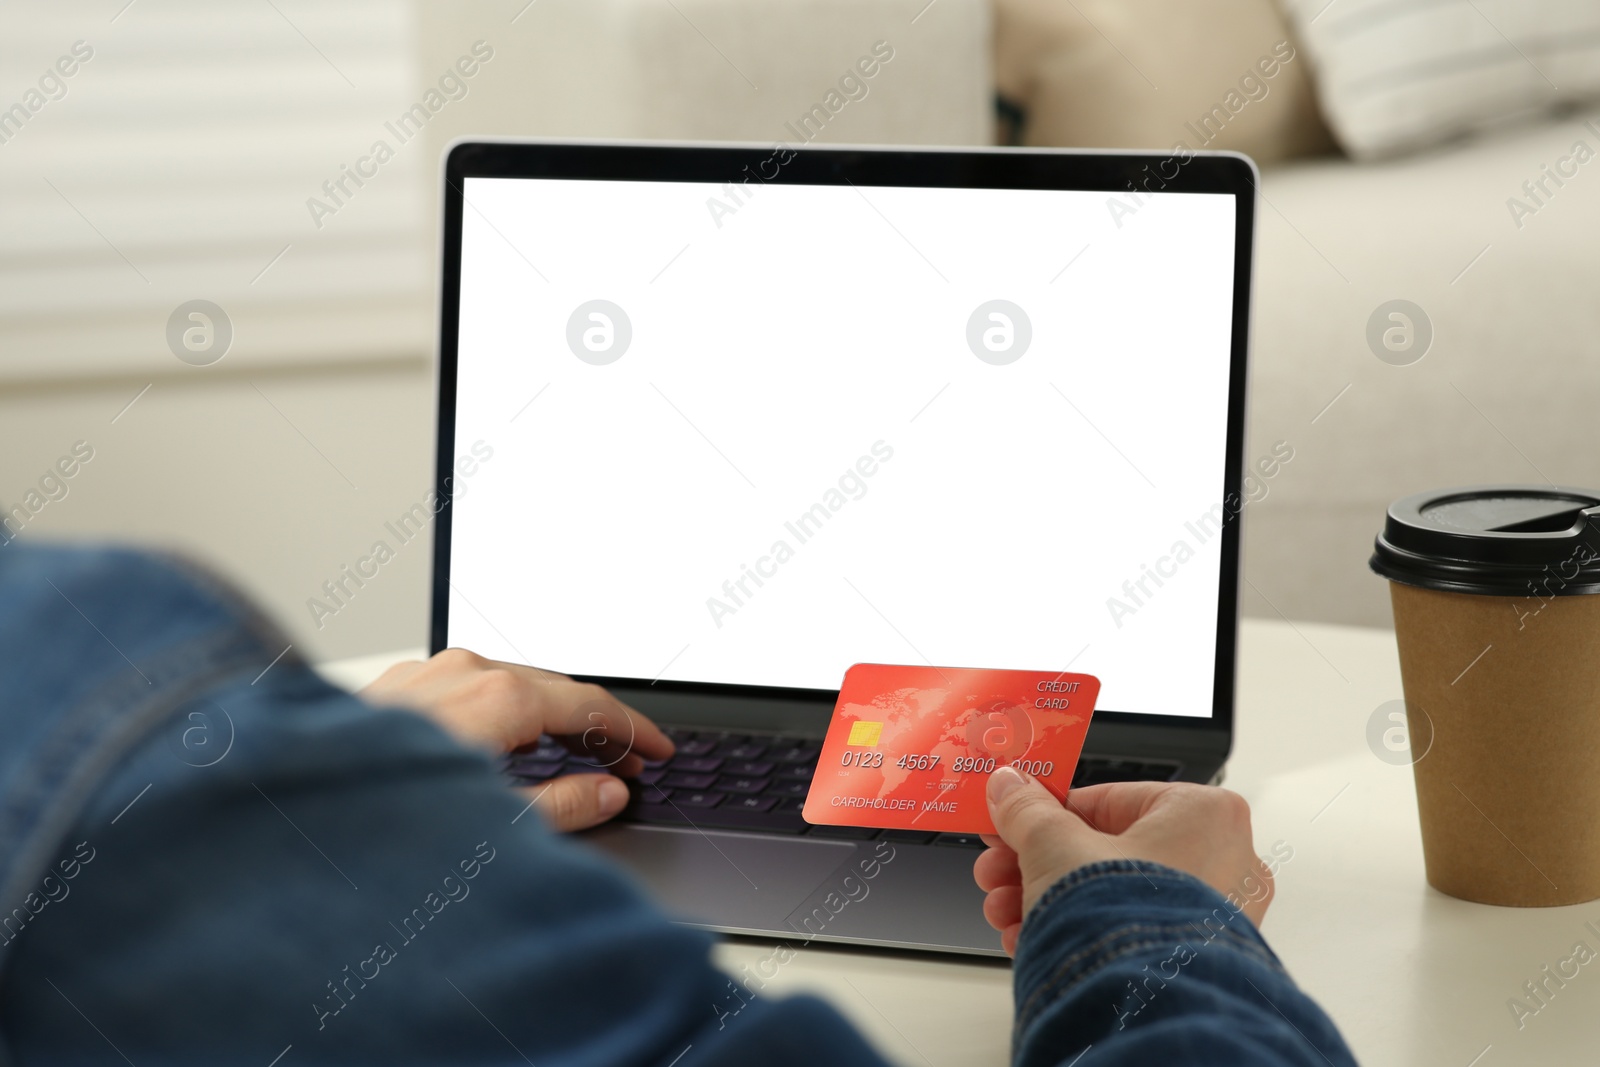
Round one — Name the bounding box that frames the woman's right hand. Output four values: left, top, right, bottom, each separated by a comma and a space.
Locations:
974, 769, 1276, 956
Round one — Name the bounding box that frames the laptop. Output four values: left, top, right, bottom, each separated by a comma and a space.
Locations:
429, 140, 1256, 957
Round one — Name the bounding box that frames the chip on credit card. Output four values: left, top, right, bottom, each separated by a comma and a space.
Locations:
803, 664, 1100, 835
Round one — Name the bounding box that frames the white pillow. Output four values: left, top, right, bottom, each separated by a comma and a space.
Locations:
1280, 0, 1600, 158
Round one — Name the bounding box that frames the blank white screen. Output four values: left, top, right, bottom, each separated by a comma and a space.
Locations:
448, 174, 1237, 718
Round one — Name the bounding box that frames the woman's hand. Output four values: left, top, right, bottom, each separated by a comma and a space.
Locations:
358, 648, 674, 832
974, 769, 1275, 956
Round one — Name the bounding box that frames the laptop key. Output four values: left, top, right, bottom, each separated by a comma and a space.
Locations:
1072, 757, 1115, 786
724, 760, 775, 777
775, 763, 817, 781
638, 785, 673, 804
771, 746, 819, 764
932, 833, 986, 848
766, 780, 809, 797
677, 739, 718, 757
675, 791, 726, 809
662, 772, 719, 790
673, 756, 725, 774
716, 776, 770, 795
730, 795, 779, 813
719, 743, 769, 761
1074, 758, 1175, 786
880, 830, 938, 844
636, 768, 667, 786
1143, 761, 1182, 781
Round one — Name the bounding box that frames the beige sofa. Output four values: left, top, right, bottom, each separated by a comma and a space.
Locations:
1246, 113, 1600, 628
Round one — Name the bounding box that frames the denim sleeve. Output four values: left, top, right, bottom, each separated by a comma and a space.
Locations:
1011, 861, 1358, 1067
0, 547, 1354, 1067
0, 659, 895, 1067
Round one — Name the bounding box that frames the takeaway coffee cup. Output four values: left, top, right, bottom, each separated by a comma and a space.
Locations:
1371, 485, 1600, 906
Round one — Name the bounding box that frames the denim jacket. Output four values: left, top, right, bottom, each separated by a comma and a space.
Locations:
0, 546, 1356, 1066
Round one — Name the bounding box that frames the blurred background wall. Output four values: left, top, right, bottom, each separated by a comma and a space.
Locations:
0, 0, 991, 661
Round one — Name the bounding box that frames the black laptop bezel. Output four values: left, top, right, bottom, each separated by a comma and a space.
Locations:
430, 139, 1253, 755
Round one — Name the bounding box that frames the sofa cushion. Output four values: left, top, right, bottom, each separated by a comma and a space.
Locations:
1281, 0, 1600, 159
1244, 110, 1600, 627
994, 0, 1333, 163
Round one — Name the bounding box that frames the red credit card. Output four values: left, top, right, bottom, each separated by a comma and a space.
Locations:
803, 664, 1100, 835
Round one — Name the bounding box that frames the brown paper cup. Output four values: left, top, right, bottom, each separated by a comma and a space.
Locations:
1390, 581, 1600, 906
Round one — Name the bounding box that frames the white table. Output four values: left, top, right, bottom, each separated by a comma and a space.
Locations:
324, 620, 1599, 1066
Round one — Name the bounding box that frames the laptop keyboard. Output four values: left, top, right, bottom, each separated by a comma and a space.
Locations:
504, 726, 1182, 845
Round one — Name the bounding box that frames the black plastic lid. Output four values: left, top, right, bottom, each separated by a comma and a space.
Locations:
1370, 485, 1600, 596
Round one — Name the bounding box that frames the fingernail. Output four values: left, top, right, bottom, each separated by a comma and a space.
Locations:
598, 777, 629, 817
988, 765, 1025, 804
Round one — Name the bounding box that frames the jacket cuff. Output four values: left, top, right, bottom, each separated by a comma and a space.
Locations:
1011, 859, 1286, 1039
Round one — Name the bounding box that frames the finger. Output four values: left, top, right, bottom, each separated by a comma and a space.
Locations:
1001, 923, 1021, 957
973, 843, 1021, 892
983, 885, 1024, 933
360, 651, 565, 751
530, 678, 675, 763
555, 735, 646, 778
555, 702, 671, 767
986, 766, 1082, 857
607, 751, 645, 778
518, 773, 630, 832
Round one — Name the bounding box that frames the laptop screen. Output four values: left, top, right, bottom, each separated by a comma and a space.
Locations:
445, 171, 1240, 720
